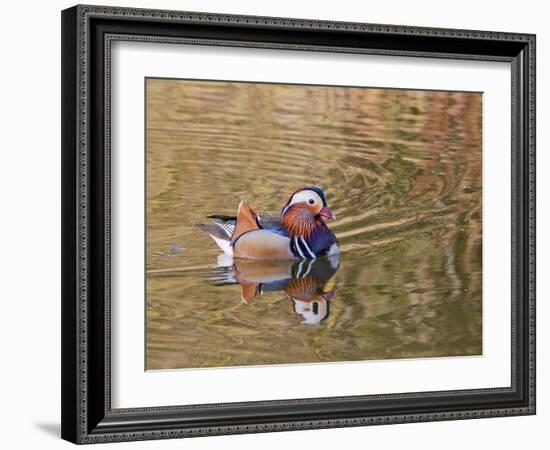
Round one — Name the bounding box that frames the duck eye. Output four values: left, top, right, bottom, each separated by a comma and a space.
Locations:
308, 199, 315, 205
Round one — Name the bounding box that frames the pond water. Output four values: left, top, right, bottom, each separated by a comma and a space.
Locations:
145, 79, 482, 370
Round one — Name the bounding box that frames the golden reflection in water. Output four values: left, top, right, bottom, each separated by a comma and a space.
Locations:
213, 256, 340, 325
146, 78, 482, 370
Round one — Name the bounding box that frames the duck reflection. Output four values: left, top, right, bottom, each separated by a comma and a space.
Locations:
212, 255, 340, 326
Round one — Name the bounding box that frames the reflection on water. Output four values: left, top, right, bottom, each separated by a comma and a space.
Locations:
146, 79, 482, 370
212, 256, 340, 325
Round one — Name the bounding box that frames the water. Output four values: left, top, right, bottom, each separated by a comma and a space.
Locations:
146, 79, 482, 370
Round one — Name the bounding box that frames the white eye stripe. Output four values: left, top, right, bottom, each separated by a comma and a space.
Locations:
290, 190, 323, 207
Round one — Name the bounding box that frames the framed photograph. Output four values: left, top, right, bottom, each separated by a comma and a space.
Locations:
61, 5, 536, 444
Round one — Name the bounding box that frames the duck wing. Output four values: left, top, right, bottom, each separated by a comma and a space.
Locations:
195, 210, 287, 256
257, 214, 289, 237
230, 201, 260, 243
205, 212, 288, 237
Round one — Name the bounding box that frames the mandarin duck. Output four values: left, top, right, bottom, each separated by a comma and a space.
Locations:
195, 187, 339, 260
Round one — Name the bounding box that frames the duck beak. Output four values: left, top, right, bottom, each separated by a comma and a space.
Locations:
319, 207, 336, 220
321, 289, 336, 301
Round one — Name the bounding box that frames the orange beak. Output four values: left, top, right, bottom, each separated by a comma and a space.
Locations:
319, 207, 336, 220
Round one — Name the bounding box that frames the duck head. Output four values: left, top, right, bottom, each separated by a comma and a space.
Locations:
280, 187, 336, 237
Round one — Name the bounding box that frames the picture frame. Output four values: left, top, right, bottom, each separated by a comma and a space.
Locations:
61, 4, 536, 444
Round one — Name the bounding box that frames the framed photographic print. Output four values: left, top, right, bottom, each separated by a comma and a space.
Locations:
61, 4, 536, 444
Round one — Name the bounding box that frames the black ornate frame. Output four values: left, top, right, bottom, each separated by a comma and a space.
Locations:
61, 4, 536, 444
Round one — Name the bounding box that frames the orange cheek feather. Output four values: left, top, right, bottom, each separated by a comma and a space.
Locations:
281, 204, 316, 238
306, 204, 320, 214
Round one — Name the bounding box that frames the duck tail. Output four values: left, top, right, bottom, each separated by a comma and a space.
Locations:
193, 201, 260, 254
192, 218, 235, 255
